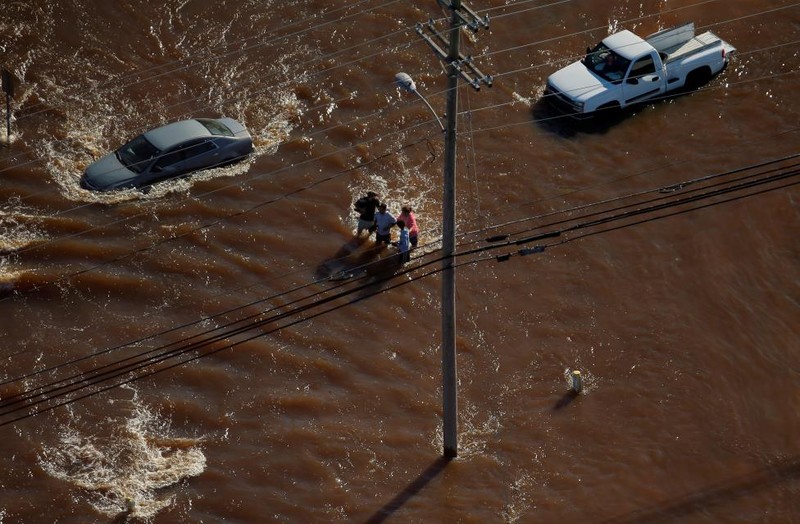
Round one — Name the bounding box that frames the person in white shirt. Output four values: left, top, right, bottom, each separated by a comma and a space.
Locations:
374, 203, 396, 245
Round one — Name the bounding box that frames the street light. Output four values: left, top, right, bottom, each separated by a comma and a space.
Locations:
395, 72, 445, 132
396, 70, 458, 458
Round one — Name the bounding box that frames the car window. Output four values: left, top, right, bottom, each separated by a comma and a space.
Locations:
186, 141, 216, 157
153, 149, 184, 170
116, 135, 160, 173
196, 118, 233, 137
153, 140, 216, 171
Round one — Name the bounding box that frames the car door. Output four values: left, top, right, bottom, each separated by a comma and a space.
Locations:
622, 52, 666, 105
145, 146, 188, 184
146, 139, 217, 183
179, 139, 218, 173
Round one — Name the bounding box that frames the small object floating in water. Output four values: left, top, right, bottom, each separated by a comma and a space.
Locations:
571, 370, 583, 394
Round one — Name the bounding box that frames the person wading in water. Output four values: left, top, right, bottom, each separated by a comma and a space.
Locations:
354, 191, 380, 237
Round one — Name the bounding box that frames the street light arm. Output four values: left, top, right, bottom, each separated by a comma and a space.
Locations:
414, 90, 445, 132
395, 72, 445, 132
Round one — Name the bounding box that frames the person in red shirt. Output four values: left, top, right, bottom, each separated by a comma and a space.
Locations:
396, 205, 419, 248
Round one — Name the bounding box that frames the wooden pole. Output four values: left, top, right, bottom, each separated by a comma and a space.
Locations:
415, 0, 490, 458
2, 69, 12, 147
5, 93, 10, 146
441, 0, 461, 459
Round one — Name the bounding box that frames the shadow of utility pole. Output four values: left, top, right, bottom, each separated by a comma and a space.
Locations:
366, 456, 453, 523
601, 457, 800, 523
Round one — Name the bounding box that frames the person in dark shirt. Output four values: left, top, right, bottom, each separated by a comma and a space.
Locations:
354, 191, 380, 236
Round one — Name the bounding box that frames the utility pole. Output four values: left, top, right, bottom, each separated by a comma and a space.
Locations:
2, 69, 13, 147
416, 0, 491, 458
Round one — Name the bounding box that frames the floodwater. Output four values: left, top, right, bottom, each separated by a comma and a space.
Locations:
0, 1, 798, 522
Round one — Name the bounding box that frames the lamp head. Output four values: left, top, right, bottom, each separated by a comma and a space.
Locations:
394, 72, 416, 93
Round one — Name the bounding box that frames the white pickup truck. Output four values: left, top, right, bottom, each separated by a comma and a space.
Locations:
545, 23, 735, 118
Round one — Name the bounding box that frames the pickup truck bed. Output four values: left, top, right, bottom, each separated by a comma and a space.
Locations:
662, 31, 724, 63
648, 23, 733, 63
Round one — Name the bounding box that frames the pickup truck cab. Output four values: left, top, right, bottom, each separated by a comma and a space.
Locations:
545, 23, 735, 118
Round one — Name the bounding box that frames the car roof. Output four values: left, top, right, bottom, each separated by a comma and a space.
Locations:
143, 119, 211, 151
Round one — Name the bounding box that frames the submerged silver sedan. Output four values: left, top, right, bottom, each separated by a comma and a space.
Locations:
81, 117, 253, 191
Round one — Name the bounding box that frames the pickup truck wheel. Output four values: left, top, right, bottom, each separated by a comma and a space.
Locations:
686, 67, 712, 90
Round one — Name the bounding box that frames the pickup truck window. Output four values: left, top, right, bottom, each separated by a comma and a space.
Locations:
584, 43, 630, 82
629, 55, 657, 78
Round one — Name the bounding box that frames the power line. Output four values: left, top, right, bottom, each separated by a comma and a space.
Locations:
10, 0, 405, 124
0, 129, 438, 302
3, 65, 795, 317
3, 169, 794, 426
459, 161, 800, 260
2, 0, 775, 184
8, 132, 782, 369
3, 0, 796, 426
3, 64, 797, 307
478, 0, 723, 60
3, 0, 790, 188
4, 4, 788, 282
3, 0, 792, 225
0, 3, 420, 205
458, 150, 800, 246
2, 5, 797, 312
1, 156, 795, 426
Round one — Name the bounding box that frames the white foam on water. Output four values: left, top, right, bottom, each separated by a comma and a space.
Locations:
431, 400, 503, 459
38, 88, 304, 206
563, 366, 598, 395
38, 389, 206, 520
18, 4, 312, 206
501, 473, 536, 523
0, 206, 46, 253
345, 135, 441, 242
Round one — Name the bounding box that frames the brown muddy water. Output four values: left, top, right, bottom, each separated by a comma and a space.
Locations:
0, 1, 798, 522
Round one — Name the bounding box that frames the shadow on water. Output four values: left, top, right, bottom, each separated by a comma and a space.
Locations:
314, 236, 383, 282
531, 99, 630, 139
367, 456, 453, 523
110, 510, 134, 524
552, 390, 580, 411
532, 70, 726, 139
601, 458, 800, 523
314, 235, 407, 300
